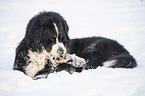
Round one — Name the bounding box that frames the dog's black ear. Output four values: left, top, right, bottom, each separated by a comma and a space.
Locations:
33, 26, 43, 44
63, 20, 69, 33
26, 19, 43, 44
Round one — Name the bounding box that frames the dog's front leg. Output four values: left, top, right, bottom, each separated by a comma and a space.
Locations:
65, 54, 87, 68
49, 53, 86, 68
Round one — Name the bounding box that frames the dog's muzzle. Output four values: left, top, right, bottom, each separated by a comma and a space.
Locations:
50, 42, 67, 57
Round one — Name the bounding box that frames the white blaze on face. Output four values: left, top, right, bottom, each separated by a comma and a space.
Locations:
50, 23, 67, 57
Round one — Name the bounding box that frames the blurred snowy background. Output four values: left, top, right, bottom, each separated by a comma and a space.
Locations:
0, 0, 145, 96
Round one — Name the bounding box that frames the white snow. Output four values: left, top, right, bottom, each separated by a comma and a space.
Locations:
0, 0, 145, 96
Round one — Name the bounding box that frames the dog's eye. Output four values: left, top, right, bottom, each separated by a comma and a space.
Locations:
59, 34, 63, 42
50, 36, 56, 41
60, 34, 63, 38
53, 36, 57, 39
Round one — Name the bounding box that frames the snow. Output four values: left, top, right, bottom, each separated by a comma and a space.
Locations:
0, 0, 145, 96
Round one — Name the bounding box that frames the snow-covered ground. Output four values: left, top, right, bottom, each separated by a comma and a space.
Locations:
0, 0, 145, 96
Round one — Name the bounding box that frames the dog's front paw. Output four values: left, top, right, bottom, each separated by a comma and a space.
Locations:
49, 53, 86, 68
65, 54, 86, 67
49, 56, 66, 67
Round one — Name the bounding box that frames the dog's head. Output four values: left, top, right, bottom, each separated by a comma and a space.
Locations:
25, 11, 69, 57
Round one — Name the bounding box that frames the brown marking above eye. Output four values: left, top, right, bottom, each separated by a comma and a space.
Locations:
51, 35, 56, 40
49, 35, 57, 41
59, 34, 64, 42
60, 34, 62, 38
53, 35, 57, 38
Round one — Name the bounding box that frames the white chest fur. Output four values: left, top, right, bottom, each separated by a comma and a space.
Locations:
25, 50, 50, 78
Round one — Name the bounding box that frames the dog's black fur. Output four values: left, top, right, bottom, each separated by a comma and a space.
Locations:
67, 37, 137, 69
13, 11, 70, 78
13, 11, 137, 79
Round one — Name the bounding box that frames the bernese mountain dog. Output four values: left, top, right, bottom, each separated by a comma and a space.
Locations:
13, 11, 137, 80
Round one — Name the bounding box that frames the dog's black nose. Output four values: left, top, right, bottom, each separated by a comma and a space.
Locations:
57, 48, 64, 54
